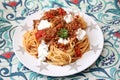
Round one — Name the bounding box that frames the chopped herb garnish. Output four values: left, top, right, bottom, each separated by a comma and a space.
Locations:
58, 28, 68, 39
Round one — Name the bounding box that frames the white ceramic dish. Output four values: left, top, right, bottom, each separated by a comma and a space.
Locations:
13, 8, 104, 77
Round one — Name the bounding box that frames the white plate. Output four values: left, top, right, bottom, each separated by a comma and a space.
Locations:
13, 8, 104, 77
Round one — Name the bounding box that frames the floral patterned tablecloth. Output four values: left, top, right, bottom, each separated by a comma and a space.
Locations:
0, 0, 120, 80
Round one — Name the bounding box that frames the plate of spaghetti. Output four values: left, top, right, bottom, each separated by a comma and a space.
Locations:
13, 8, 104, 77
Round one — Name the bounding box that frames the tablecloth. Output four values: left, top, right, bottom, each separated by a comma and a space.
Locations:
0, 0, 120, 80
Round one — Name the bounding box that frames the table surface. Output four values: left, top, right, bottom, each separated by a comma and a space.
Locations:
0, 0, 120, 80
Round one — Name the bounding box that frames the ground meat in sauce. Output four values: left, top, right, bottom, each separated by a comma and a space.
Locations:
34, 8, 87, 51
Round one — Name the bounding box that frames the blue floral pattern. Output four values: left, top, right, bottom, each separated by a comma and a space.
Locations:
0, 0, 120, 80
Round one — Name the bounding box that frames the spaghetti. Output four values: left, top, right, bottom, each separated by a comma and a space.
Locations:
23, 30, 39, 58
23, 8, 90, 66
